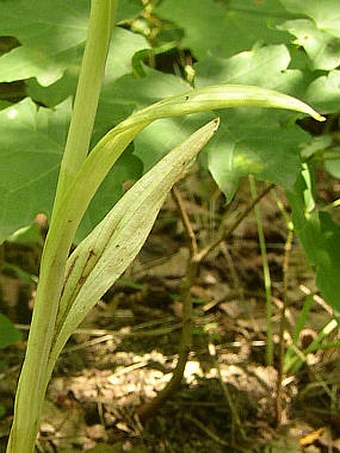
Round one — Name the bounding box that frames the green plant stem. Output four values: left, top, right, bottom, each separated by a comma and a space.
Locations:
54, 0, 117, 204
6, 2, 117, 452
249, 176, 273, 366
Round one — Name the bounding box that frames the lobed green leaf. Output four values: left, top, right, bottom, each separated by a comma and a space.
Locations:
0, 0, 144, 85
155, 0, 292, 59
280, 0, 340, 37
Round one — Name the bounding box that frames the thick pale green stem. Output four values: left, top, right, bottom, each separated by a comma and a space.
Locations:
53, 0, 117, 208
6, 2, 117, 452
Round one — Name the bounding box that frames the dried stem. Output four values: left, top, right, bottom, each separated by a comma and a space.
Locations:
196, 183, 274, 262
136, 186, 198, 420
276, 228, 293, 425
172, 185, 198, 256
136, 182, 277, 420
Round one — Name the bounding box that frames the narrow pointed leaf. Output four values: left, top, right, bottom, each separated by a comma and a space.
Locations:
48, 118, 220, 369
50, 84, 325, 257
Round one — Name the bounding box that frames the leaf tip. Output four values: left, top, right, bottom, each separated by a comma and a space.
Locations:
213, 117, 221, 130
316, 114, 326, 123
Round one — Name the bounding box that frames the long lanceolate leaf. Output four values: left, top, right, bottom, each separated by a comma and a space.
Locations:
47, 118, 220, 372
48, 84, 324, 365
44, 84, 324, 371
51, 84, 325, 258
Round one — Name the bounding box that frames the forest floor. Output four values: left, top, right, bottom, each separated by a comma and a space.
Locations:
0, 172, 339, 452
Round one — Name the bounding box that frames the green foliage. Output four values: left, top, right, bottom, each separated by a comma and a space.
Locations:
0, 0, 143, 85
284, 294, 339, 373
195, 44, 306, 198
1, 2, 338, 450
306, 70, 340, 113
0, 99, 67, 240
0, 0, 339, 314
0, 1, 331, 230
152, 0, 340, 314
0, 1, 338, 309
108, 44, 310, 199
0, 312, 21, 349
281, 0, 340, 36
287, 168, 340, 314
155, 0, 292, 58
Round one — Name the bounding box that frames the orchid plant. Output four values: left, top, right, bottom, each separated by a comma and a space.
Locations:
4, 1, 325, 451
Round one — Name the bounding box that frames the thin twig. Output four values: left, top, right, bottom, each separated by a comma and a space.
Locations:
208, 340, 247, 443
299, 285, 333, 315
15, 323, 182, 339
276, 228, 293, 425
171, 185, 198, 256
184, 413, 231, 447
137, 185, 198, 421
196, 183, 275, 262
